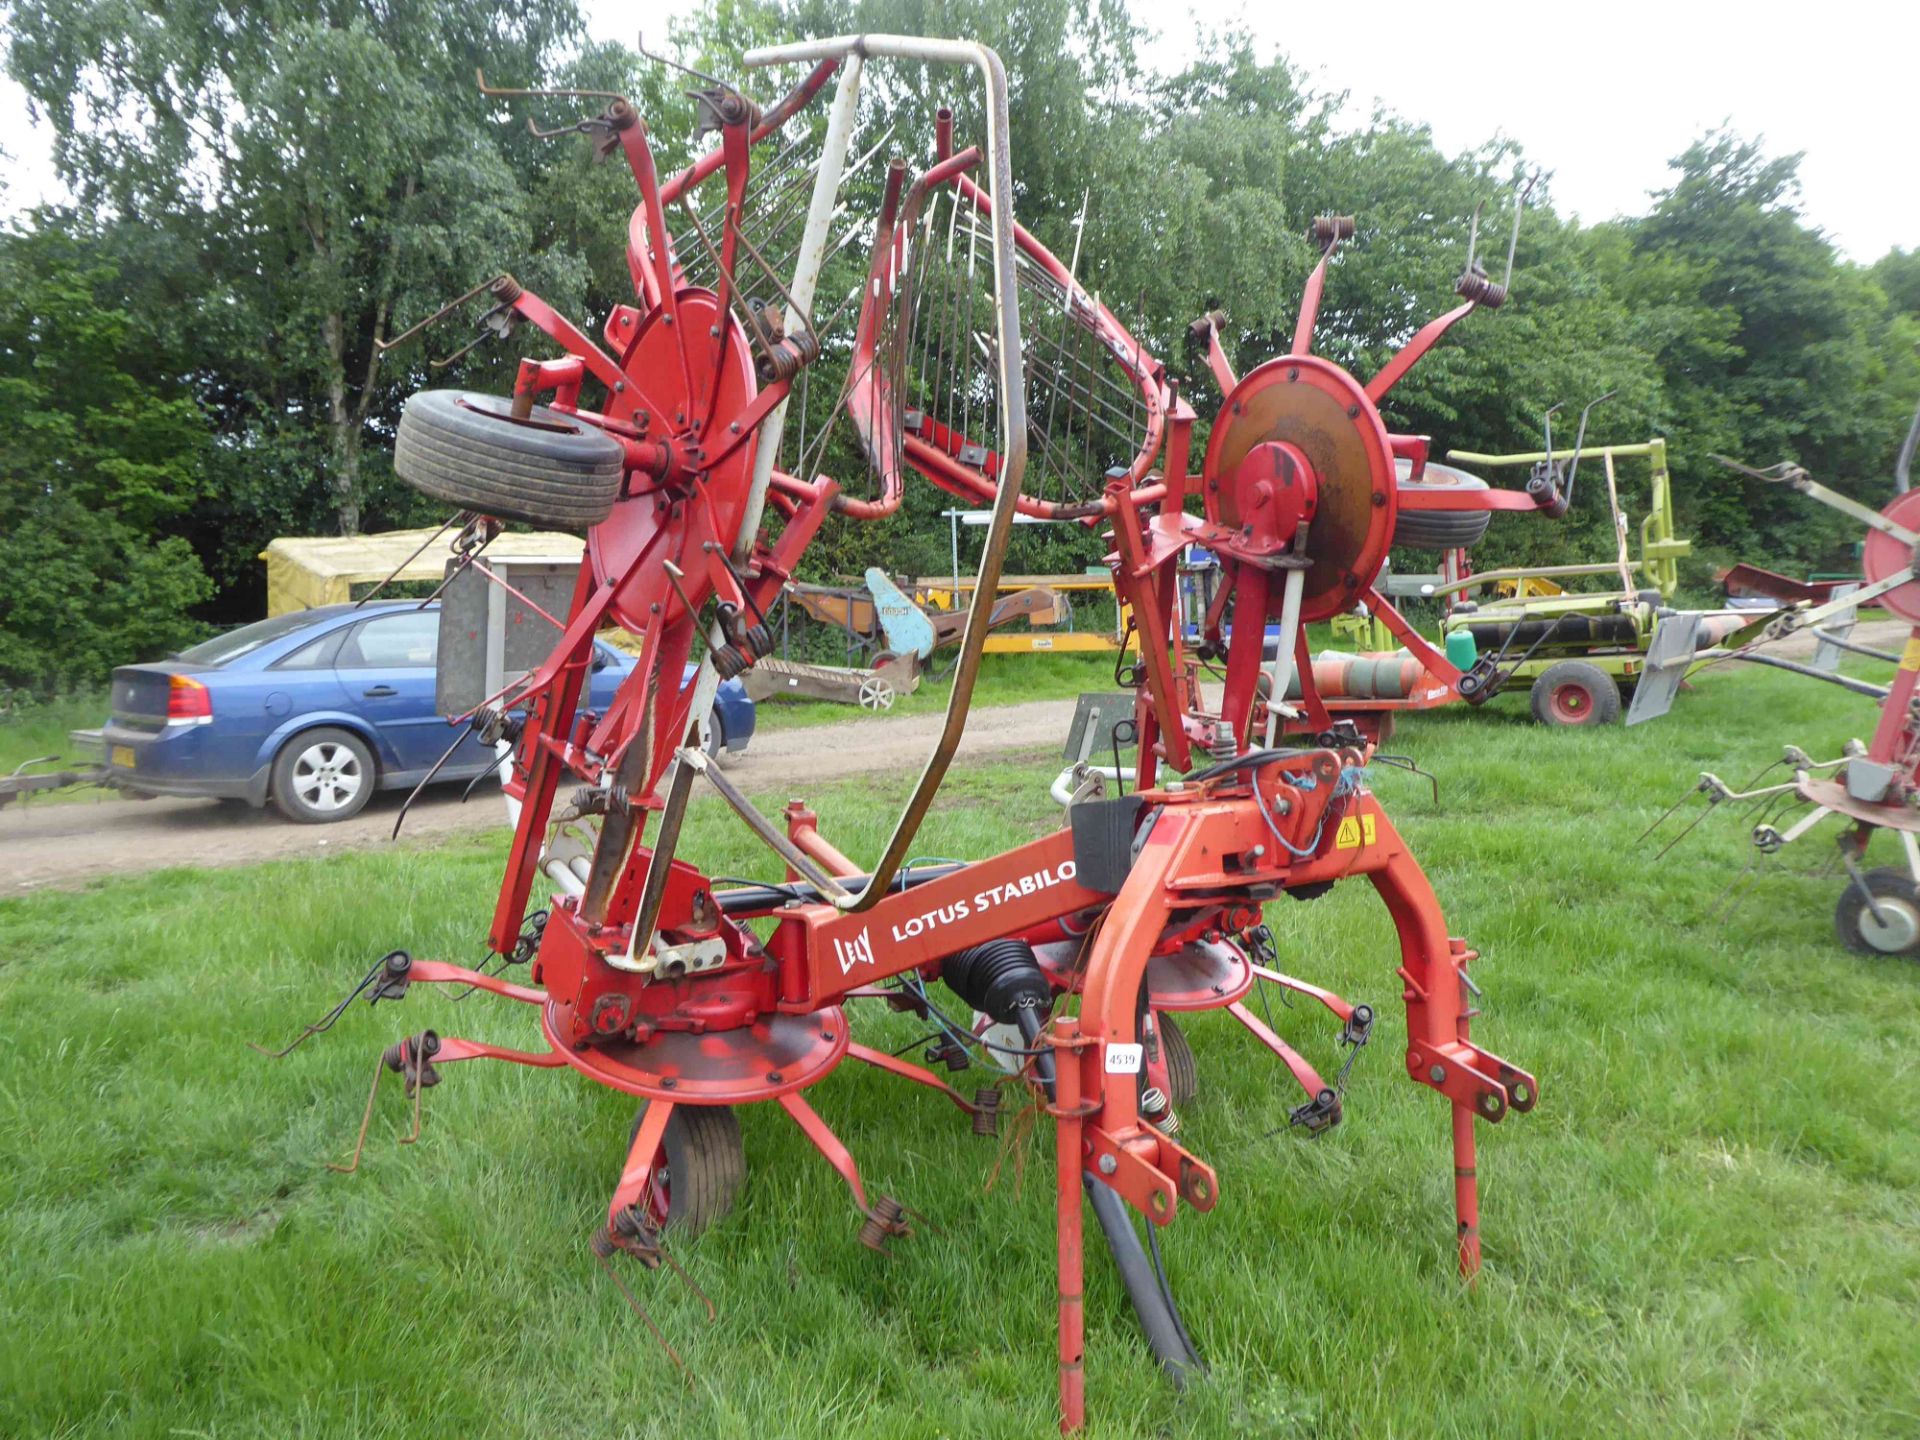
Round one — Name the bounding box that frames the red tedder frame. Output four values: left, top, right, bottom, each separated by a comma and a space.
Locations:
298, 34, 1549, 1433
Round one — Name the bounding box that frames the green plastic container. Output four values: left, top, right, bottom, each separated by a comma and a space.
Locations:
1444, 628, 1478, 671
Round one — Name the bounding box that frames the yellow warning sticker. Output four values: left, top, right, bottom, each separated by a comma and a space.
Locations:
1335, 813, 1377, 850
1901, 636, 1920, 671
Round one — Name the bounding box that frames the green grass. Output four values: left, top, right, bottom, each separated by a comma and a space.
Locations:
0, 692, 111, 808
0, 691, 104, 773
3, 661, 1918, 1438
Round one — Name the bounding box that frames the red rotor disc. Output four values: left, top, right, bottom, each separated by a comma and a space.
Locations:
1860, 489, 1920, 624
590, 288, 760, 634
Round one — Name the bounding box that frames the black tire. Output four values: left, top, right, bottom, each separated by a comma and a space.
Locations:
625, 1103, 746, 1235
1393, 459, 1493, 551
1529, 660, 1622, 727
270, 726, 376, 823
1156, 1012, 1198, 1107
1834, 868, 1920, 959
394, 388, 626, 531
704, 707, 732, 769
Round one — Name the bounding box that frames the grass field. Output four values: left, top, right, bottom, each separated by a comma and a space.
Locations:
0, 692, 103, 775
2, 661, 1917, 1438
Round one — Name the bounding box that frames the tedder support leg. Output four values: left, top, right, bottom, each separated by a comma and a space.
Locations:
1050, 1016, 1087, 1433
1453, 1105, 1480, 1278
1363, 803, 1533, 1279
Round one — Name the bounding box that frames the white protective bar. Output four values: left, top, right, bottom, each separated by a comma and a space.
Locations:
742, 35, 1029, 914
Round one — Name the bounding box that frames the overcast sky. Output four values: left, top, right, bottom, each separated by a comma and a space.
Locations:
4, 0, 1911, 260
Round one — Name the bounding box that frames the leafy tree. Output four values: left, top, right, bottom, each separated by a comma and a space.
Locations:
0, 223, 212, 690
1625, 133, 1912, 567
6, 0, 591, 548
1873, 248, 1920, 318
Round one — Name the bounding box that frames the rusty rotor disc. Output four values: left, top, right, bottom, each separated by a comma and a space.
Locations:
1202, 354, 1396, 623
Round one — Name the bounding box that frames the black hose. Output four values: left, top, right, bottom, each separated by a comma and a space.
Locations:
1734, 651, 1891, 699
1809, 628, 1902, 665
711, 862, 966, 914
1016, 1008, 1203, 1384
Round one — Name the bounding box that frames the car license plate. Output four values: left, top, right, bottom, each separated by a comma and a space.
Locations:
111, 744, 136, 769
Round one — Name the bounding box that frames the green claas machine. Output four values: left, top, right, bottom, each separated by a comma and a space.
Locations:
1342, 434, 1754, 726
1441, 437, 1689, 725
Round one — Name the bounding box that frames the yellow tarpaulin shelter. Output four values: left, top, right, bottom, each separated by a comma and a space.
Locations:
260, 528, 584, 616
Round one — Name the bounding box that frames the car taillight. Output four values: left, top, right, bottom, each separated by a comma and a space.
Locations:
167, 675, 212, 720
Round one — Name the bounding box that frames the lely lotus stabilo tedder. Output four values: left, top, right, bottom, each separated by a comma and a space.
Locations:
270, 35, 1546, 1429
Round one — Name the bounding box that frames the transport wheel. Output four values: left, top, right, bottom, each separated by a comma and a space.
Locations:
394, 388, 626, 531
702, 708, 733, 768
1392, 460, 1492, 551
626, 1103, 746, 1235
271, 727, 375, 823
858, 676, 896, 711
1156, 1012, 1198, 1107
1529, 660, 1622, 727
1834, 868, 1920, 959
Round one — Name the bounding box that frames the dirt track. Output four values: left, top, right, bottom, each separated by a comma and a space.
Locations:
6, 619, 1904, 893
1, 698, 1081, 893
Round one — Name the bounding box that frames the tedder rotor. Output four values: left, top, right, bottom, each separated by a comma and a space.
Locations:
267, 34, 1542, 1430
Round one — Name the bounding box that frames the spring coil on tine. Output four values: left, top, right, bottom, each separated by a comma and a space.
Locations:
1311, 214, 1356, 247
383, 1030, 442, 1097
1141, 1085, 1180, 1136
857, 1195, 912, 1255
1455, 269, 1508, 310
756, 328, 819, 383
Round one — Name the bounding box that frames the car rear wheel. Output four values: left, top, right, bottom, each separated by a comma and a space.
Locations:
271, 727, 375, 823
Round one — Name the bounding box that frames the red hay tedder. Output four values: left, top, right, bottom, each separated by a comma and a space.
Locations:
272, 35, 1558, 1429
1646, 425, 1920, 957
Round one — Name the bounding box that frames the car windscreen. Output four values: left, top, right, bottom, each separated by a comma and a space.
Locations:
175, 611, 338, 667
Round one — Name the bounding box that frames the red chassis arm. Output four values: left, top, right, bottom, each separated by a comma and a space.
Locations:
412, 751, 1532, 1282
757, 756, 1534, 1258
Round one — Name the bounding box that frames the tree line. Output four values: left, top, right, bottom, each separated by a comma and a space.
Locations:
2, 0, 1915, 692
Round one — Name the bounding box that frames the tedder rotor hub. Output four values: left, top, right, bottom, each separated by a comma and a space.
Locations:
539, 1001, 851, 1104
1202, 354, 1395, 623
592, 288, 761, 634
1220, 440, 1319, 559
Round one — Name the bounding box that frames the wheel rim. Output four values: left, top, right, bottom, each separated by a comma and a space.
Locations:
1857, 892, 1920, 953
292, 741, 365, 812
1549, 682, 1592, 723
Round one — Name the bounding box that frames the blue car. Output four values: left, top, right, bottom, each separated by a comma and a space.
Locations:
99, 601, 755, 823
